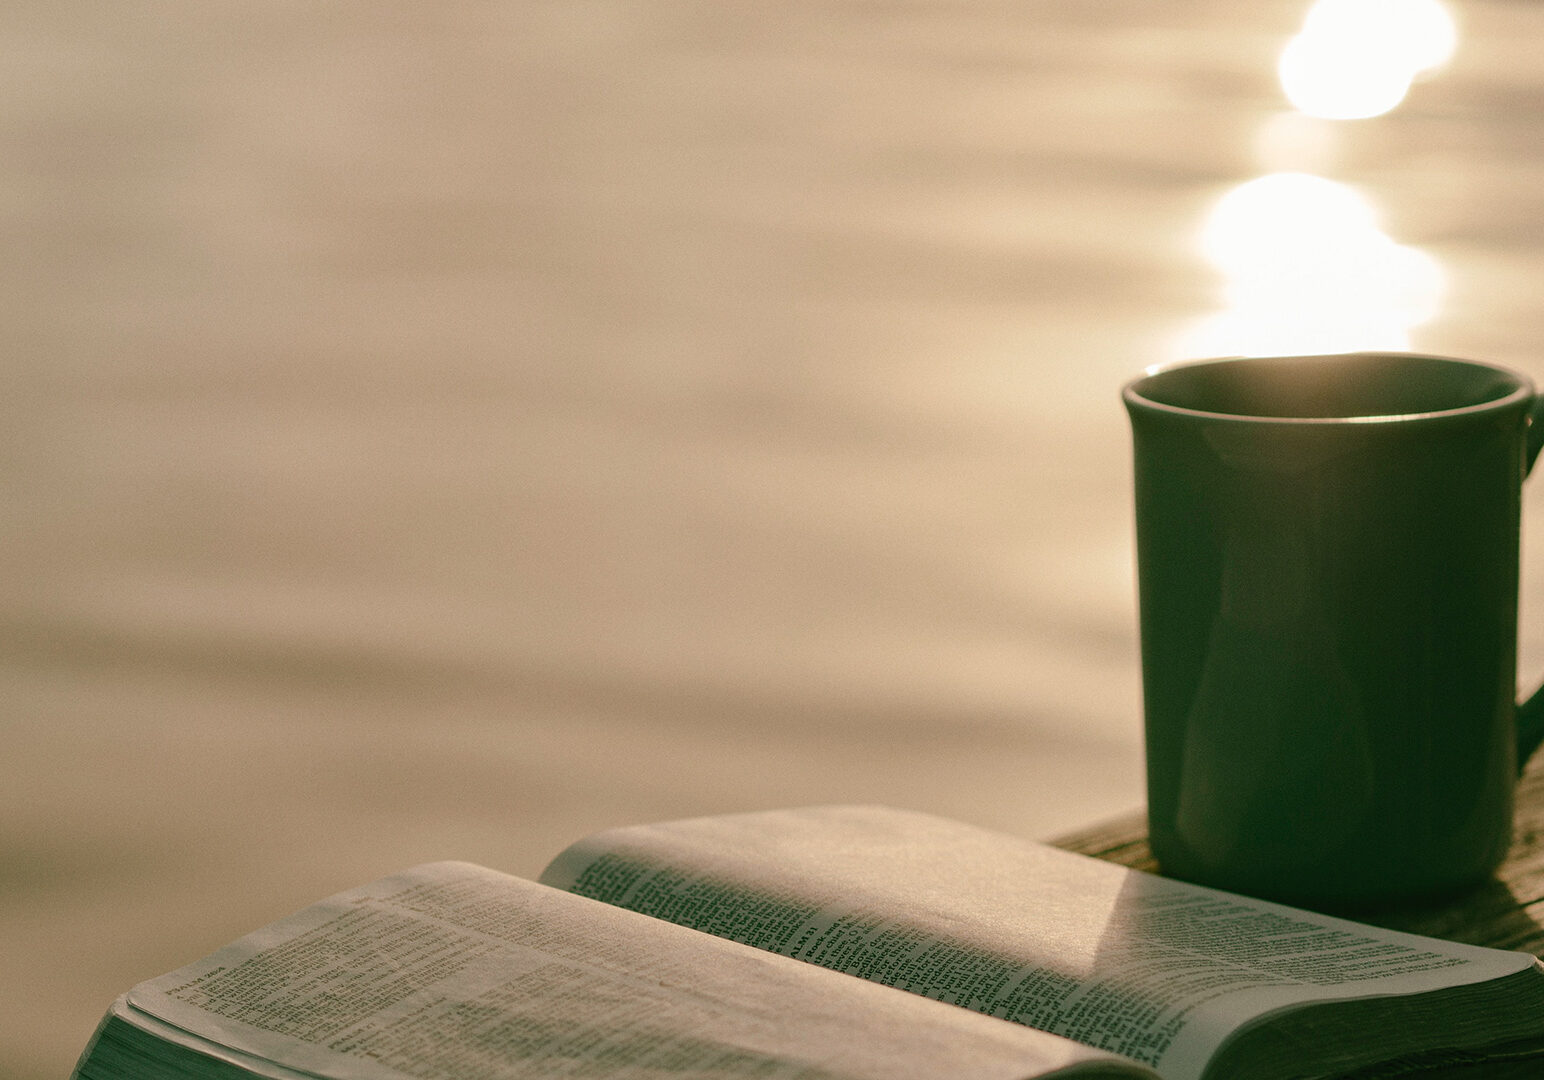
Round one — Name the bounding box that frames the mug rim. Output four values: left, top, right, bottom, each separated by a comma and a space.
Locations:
1123, 352, 1534, 425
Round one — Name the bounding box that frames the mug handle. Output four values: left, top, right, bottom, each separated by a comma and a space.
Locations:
1514, 395, 1544, 770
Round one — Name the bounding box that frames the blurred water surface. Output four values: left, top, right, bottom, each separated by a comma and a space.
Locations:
7, 2, 1544, 1078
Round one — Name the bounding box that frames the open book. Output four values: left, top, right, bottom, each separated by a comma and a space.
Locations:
72, 806, 1544, 1080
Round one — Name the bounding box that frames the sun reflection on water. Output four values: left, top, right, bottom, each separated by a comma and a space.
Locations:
1279, 0, 1457, 121
1177, 173, 1445, 359
1173, 1, 1456, 360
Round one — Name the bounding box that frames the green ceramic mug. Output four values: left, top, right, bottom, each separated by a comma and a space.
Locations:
1123, 353, 1544, 910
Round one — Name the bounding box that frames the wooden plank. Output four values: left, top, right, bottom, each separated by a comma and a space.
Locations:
1053, 758, 1544, 956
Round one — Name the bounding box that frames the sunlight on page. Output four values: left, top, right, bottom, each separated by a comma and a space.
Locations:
538, 807, 1544, 1080
1278, 0, 1457, 120
1173, 172, 1444, 360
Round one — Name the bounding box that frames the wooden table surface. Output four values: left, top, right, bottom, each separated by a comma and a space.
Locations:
1055, 762, 1544, 1078
1056, 758, 1544, 955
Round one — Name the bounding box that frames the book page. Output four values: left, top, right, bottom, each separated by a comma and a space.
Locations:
539, 806, 1540, 1080
123, 862, 1152, 1080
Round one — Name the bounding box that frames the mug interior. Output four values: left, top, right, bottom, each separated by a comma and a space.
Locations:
1129, 354, 1528, 421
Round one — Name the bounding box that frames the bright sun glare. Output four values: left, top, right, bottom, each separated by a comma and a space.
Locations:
1172, 1, 1458, 360
1278, 0, 1458, 120
1177, 172, 1445, 358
